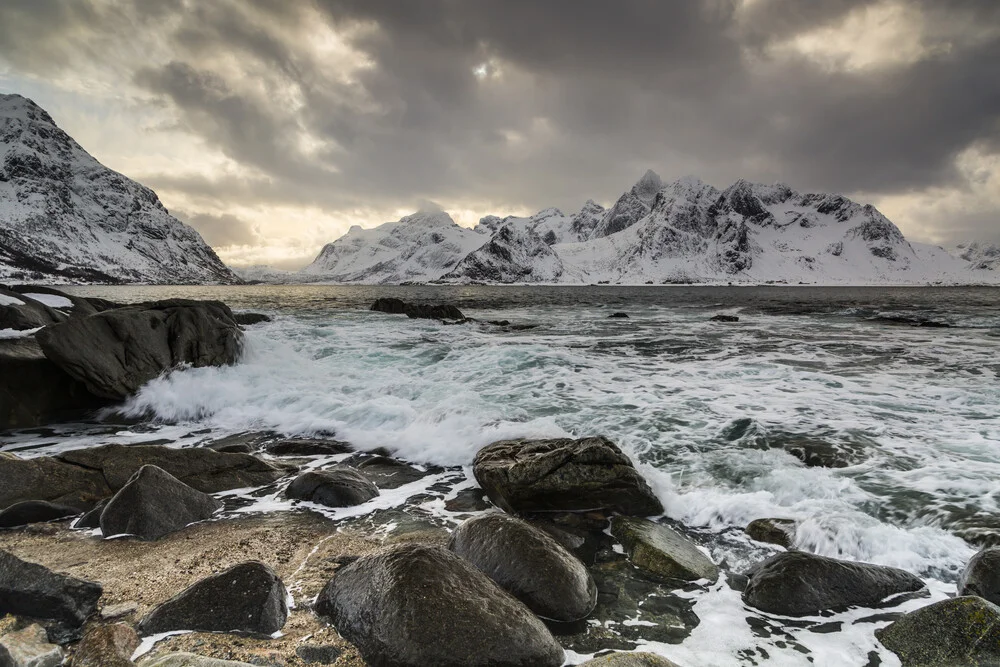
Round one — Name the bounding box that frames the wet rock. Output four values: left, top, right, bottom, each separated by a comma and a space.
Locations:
73, 500, 109, 530
100, 465, 222, 541
370, 298, 465, 321
742, 551, 925, 616
610, 517, 718, 583
875, 596, 1000, 666
8, 286, 99, 318
139, 561, 288, 637
778, 438, 867, 468
73, 623, 139, 667
444, 488, 493, 513
0, 550, 102, 636
36, 299, 243, 400
294, 644, 342, 664
473, 437, 663, 516
0, 338, 109, 431
314, 543, 564, 667
579, 653, 682, 666
709, 315, 739, 322
352, 456, 431, 490
139, 654, 256, 667
0, 443, 287, 511
0, 501, 80, 528
958, 547, 1000, 605
745, 518, 796, 548
608, 313, 629, 319
233, 313, 271, 326
448, 513, 597, 622
284, 469, 379, 508
0, 286, 66, 331
0, 623, 62, 667
264, 439, 351, 457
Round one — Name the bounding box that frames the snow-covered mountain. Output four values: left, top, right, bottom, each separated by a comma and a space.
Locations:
956, 242, 1000, 271
0, 94, 238, 284
294, 171, 998, 286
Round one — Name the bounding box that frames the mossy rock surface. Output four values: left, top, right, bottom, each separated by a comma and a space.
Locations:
875, 596, 1000, 666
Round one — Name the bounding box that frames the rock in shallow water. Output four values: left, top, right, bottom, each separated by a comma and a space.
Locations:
139, 561, 288, 636
314, 542, 564, 667
100, 465, 222, 541
473, 437, 663, 516
610, 517, 718, 583
745, 518, 796, 548
370, 298, 465, 321
284, 468, 379, 508
73, 623, 140, 667
0, 623, 63, 667
448, 512, 597, 622
742, 551, 925, 616
0, 500, 80, 528
0, 550, 102, 637
958, 547, 1000, 606
875, 596, 1000, 666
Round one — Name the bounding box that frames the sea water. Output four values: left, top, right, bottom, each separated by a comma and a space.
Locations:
4, 284, 999, 666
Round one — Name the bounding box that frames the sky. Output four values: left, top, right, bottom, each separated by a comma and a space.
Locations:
0, 0, 998, 270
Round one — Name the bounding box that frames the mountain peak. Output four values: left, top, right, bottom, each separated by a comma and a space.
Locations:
633, 169, 664, 202
400, 210, 457, 226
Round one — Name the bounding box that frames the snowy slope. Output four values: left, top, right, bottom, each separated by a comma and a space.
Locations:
956, 242, 1000, 271
0, 94, 238, 284
300, 210, 487, 283
442, 221, 566, 283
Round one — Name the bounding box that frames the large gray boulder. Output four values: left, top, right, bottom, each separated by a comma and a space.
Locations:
472, 437, 663, 516
610, 516, 718, 583
875, 596, 1000, 666
448, 512, 596, 621
742, 551, 925, 616
139, 562, 287, 636
36, 299, 243, 400
579, 653, 683, 667
0, 444, 287, 511
284, 468, 379, 508
100, 465, 222, 540
0, 623, 63, 667
958, 547, 1000, 606
0, 550, 102, 637
314, 543, 564, 667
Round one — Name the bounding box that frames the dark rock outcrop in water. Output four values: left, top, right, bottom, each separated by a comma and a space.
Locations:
233, 312, 272, 326
0, 500, 80, 528
473, 436, 664, 516
139, 562, 288, 636
709, 314, 739, 322
875, 596, 1000, 666
0, 444, 287, 510
742, 551, 925, 616
448, 513, 597, 622
99, 465, 222, 540
370, 298, 465, 321
314, 543, 564, 667
957, 547, 1000, 605
36, 299, 243, 400
284, 468, 379, 507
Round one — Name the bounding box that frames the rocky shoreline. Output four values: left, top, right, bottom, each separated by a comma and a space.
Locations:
2, 289, 999, 666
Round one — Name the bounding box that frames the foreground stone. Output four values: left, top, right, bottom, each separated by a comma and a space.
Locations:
139, 654, 255, 667
611, 517, 718, 583
0, 623, 62, 667
0, 286, 66, 330
352, 455, 432, 490
264, 439, 351, 457
742, 551, 925, 616
745, 518, 796, 548
36, 299, 243, 400
284, 469, 379, 508
0, 501, 80, 529
580, 653, 682, 666
875, 596, 1000, 666
448, 513, 597, 621
100, 466, 222, 541
473, 437, 663, 516
314, 543, 564, 667
370, 298, 465, 321
0, 444, 287, 511
0, 550, 102, 636
73, 623, 140, 667
958, 547, 1000, 606
139, 561, 288, 636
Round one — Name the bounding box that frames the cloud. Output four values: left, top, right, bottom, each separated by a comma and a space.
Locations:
176, 210, 263, 248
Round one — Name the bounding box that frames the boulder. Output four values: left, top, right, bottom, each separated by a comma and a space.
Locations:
742, 551, 925, 616
8, 286, 99, 318
472, 437, 663, 516
353, 455, 431, 490
100, 465, 222, 541
36, 299, 243, 400
74, 500, 109, 530
0, 444, 287, 511
0, 624, 62, 667
0, 286, 65, 331
232, 313, 271, 326
0, 338, 108, 431
875, 596, 1000, 666
957, 547, 1000, 606
264, 439, 351, 457
610, 517, 718, 583
448, 513, 597, 621
314, 543, 564, 667
72, 623, 140, 667
139, 655, 255, 667
579, 653, 682, 667
284, 469, 379, 508
0, 550, 102, 633
139, 562, 287, 636
745, 518, 796, 548
0, 501, 80, 529
370, 298, 465, 321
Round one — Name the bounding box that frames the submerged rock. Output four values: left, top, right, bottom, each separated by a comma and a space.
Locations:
742, 551, 925, 616
0, 550, 102, 636
610, 517, 718, 583
314, 543, 564, 667
448, 513, 597, 621
139, 561, 288, 636
745, 518, 796, 548
100, 465, 222, 541
875, 596, 1000, 666
579, 653, 683, 666
36, 299, 243, 400
473, 437, 663, 516
73, 623, 140, 667
710, 315, 739, 322
957, 547, 1000, 606
284, 468, 379, 507
0, 500, 80, 528
0, 623, 63, 667
370, 298, 465, 321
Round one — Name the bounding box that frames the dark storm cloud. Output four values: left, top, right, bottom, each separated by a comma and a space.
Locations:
0, 0, 998, 244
